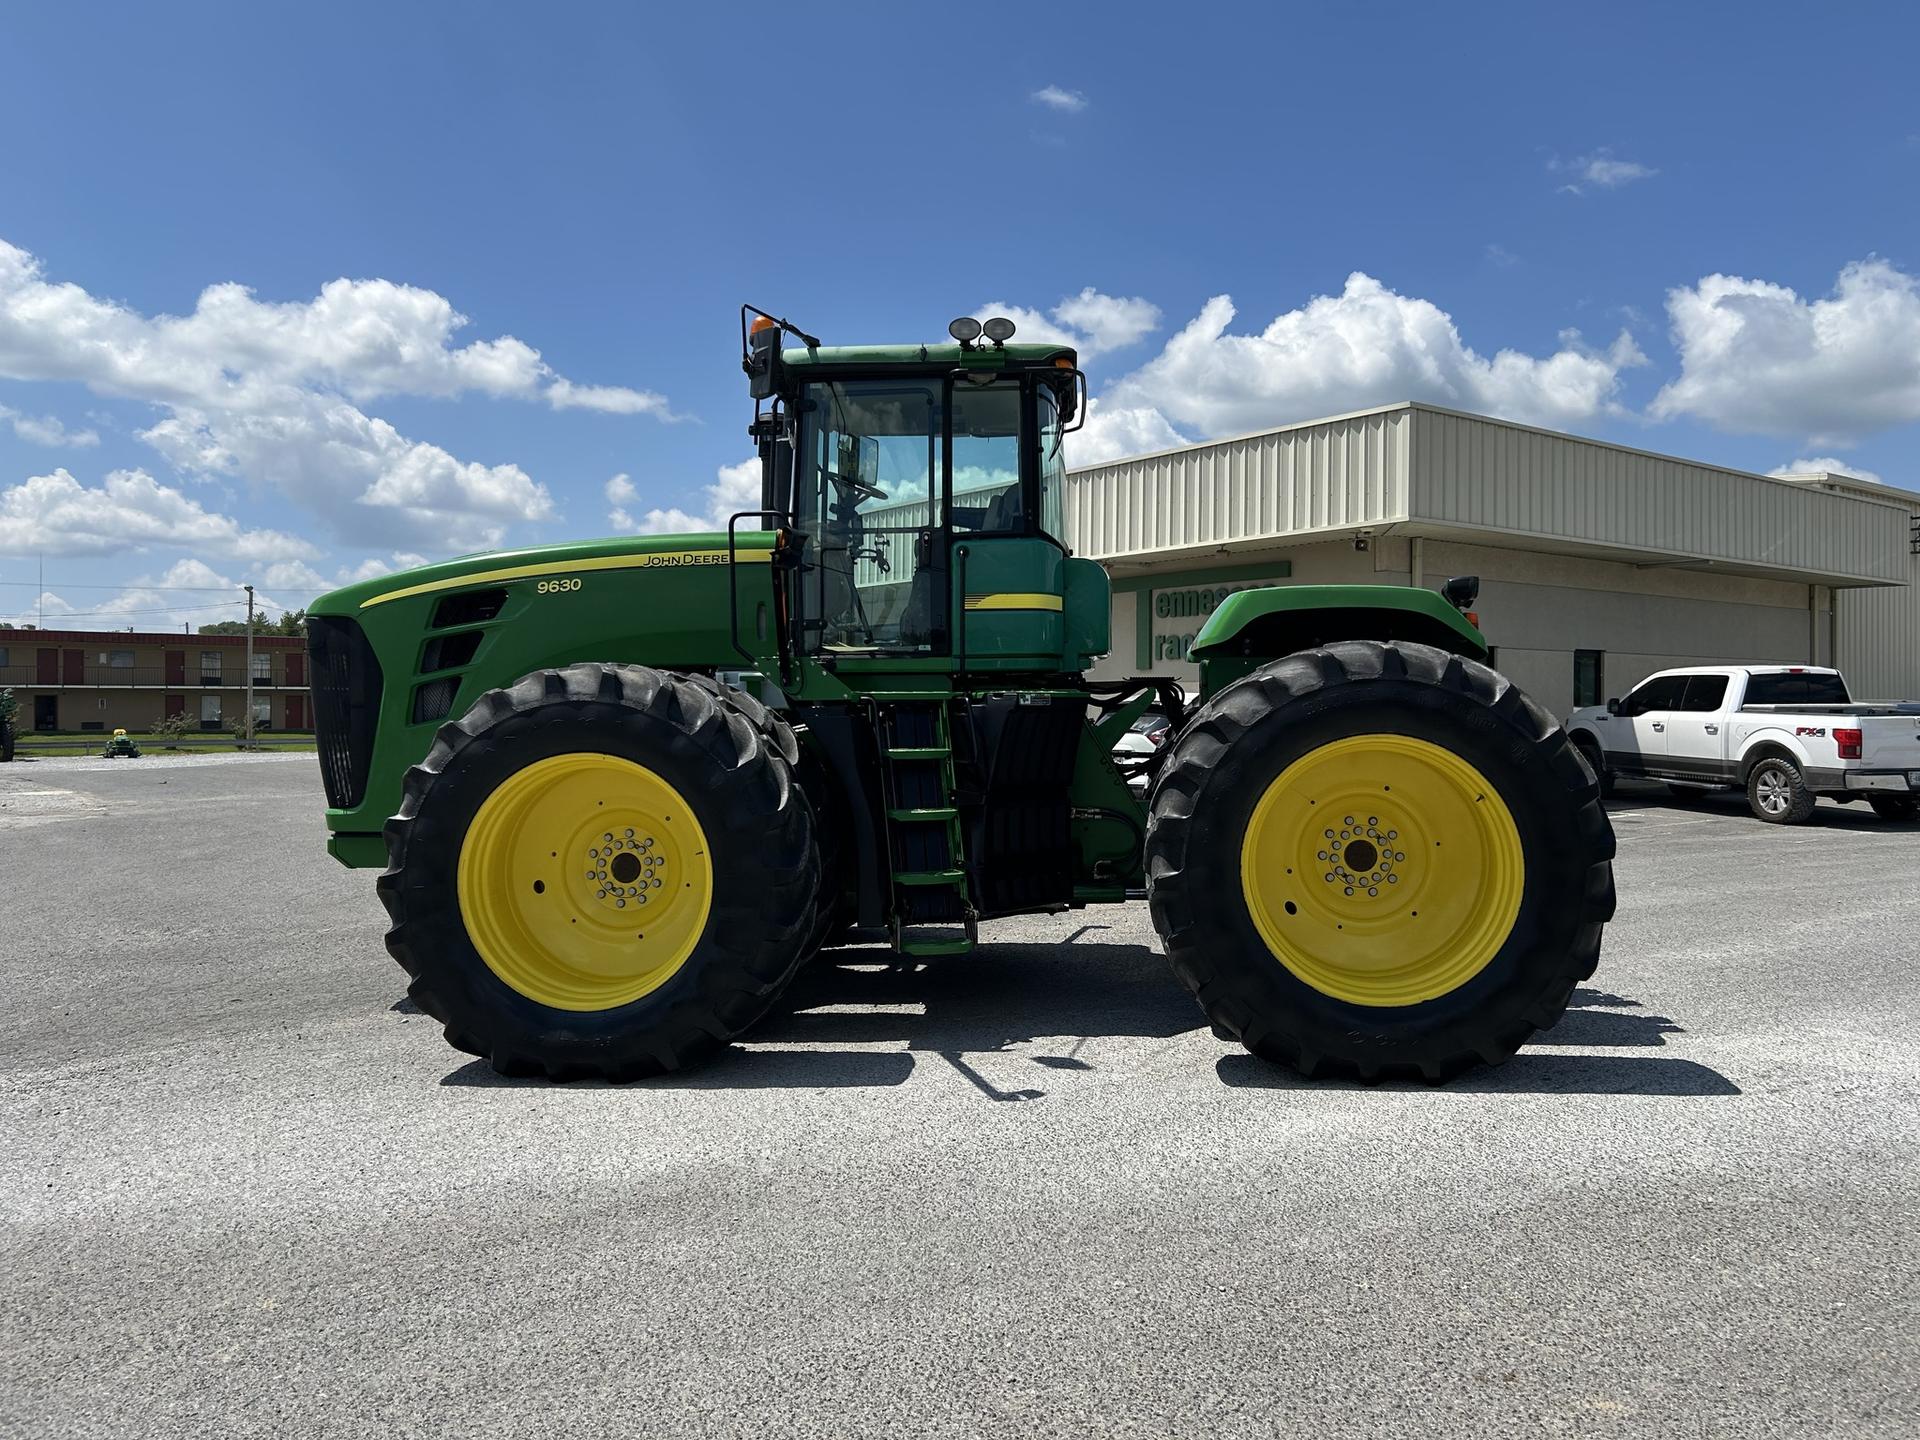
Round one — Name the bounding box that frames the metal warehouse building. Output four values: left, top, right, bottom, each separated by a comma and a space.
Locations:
1068, 402, 1920, 717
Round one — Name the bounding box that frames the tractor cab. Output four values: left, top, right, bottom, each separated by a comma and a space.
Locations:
742, 308, 1094, 675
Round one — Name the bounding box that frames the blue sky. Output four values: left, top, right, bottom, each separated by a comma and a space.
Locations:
3, 1, 1919, 629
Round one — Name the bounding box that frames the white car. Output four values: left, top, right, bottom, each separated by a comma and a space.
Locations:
1566, 665, 1920, 824
1112, 707, 1172, 796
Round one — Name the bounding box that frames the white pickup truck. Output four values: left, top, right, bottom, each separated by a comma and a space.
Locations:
1567, 665, 1920, 824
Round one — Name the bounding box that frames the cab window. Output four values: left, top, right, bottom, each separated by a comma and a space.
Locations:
1037, 382, 1067, 543
949, 383, 1022, 535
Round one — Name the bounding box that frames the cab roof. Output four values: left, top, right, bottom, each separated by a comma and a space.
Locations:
779, 341, 1078, 370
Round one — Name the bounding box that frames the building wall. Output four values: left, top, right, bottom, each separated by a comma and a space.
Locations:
1087, 536, 1822, 720
1410, 408, 1907, 584
1067, 407, 1413, 563
1420, 540, 1820, 716
19, 688, 308, 733
1831, 490, 1919, 701
0, 630, 310, 733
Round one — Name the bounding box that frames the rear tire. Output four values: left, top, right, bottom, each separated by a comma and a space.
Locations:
1146, 641, 1616, 1083
1746, 756, 1817, 825
379, 663, 817, 1081
1868, 794, 1918, 822
1573, 736, 1613, 798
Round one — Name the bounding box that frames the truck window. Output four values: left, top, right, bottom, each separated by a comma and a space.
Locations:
1743, 671, 1851, 706
1677, 675, 1729, 712
1617, 675, 1685, 717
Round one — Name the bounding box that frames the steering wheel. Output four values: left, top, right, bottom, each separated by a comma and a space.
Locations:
830, 470, 889, 504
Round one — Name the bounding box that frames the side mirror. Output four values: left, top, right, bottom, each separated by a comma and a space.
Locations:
1605, 698, 1620, 715
1442, 574, 1480, 610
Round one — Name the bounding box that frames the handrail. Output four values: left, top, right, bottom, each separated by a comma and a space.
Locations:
727, 511, 792, 685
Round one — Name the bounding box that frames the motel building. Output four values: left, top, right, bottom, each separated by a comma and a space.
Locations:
0, 629, 313, 735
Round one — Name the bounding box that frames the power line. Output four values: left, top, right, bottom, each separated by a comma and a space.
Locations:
0, 580, 246, 592
4, 601, 245, 621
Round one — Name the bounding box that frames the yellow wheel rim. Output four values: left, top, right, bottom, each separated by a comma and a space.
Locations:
1238, 733, 1525, 1007
457, 753, 714, 1010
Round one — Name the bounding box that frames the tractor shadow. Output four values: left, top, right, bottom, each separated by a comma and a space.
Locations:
439, 927, 1203, 1094
440, 937, 1736, 1098
1216, 984, 1738, 1095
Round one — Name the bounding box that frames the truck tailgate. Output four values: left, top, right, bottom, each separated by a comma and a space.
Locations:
1861, 716, 1920, 771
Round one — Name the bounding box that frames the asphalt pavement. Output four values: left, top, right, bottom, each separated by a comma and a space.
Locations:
2, 755, 1917, 1438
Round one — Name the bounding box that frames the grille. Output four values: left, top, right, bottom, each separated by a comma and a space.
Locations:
306, 616, 383, 810
411, 676, 460, 724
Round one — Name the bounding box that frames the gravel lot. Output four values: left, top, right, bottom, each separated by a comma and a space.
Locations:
3, 755, 1917, 1438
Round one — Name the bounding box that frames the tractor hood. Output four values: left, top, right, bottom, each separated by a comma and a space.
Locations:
307, 529, 781, 858
309, 531, 776, 617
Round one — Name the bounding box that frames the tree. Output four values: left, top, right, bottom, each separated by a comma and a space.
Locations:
0, 686, 16, 762
197, 608, 306, 637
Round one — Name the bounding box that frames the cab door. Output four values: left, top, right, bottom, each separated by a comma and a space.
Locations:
1663, 673, 1732, 782
1604, 674, 1685, 776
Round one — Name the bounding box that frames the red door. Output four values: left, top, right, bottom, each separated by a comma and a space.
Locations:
36, 648, 57, 683
63, 648, 84, 683
164, 694, 186, 719
285, 695, 305, 729
285, 651, 305, 686
165, 649, 185, 685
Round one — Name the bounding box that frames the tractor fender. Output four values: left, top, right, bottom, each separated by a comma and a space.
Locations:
1186, 584, 1488, 699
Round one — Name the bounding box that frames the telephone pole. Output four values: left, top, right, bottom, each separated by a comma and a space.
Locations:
243, 583, 256, 745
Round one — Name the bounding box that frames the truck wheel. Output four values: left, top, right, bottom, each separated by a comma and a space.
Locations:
379, 663, 818, 1081
1868, 795, 1918, 822
1746, 756, 1817, 825
1146, 640, 1615, 1083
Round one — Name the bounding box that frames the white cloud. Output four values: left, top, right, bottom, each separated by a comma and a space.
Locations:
258, 550, 429, 596
1100, 273, 1644, 439
1049, 289, 1161, 355
0, 558, 297, 632
1064, 400, 1191, 468
1552, 149, 1657, 194
0, 237, 673, 551
1651, 259, 1920, 443
0, 403, 98, 447
1768, 456, 1884, 484
0, 466, 317, 561
971, 288, 1161, 365
610, 459, 760, 534
547, 378, 675, 417
138, 393, 552, 551
1031, 86, 1087, 113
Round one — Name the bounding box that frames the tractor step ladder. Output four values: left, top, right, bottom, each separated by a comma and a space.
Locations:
874, 695, 976, 958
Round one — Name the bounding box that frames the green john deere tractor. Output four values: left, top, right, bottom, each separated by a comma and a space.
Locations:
305, 308, 1615, 1083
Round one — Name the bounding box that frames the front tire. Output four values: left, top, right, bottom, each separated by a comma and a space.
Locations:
1746, 756, 1816, 825
379, 663, 818, 1081
1146, 641, 1615, 1083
